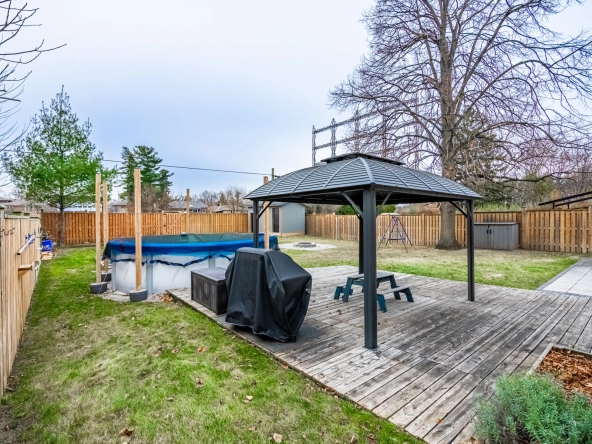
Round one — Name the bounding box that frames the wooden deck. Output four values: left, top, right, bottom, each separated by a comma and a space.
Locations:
168, 265, 592, 444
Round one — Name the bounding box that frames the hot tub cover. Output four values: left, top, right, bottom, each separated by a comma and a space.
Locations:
225, 247, 312, 342
102, 233, 278, 267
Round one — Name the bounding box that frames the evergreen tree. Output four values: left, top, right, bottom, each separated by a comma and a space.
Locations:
118, 145, 173, 211
2, 88, 114, 246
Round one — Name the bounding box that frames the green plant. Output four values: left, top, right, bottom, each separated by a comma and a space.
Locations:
336, 205, 356, 215
337, 204, 396, 215
377, 204, 396, 214
475, 202, 522, 212
475, 373, 592, 444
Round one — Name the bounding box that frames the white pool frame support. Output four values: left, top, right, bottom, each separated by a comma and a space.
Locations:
146, 255, 154, 295
112, 260, 117, 291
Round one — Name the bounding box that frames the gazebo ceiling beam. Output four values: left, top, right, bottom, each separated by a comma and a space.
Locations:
341, 192, 363, 219
257, 201, 273, 219
450, 201, 467, 218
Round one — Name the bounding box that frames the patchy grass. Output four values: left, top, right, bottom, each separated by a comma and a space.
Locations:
1, 248, 421, 444
280, 236, 580, 290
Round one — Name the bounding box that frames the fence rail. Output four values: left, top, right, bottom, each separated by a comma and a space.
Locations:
40, 212, 249, 245
0, 210, 41, 397
306, 208, 592, 253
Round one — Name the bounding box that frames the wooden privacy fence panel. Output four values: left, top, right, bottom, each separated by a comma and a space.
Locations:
0, 212, 41, 397
306, 208, 592, 253
41, 212, 249, 245
522, 209, 591, 253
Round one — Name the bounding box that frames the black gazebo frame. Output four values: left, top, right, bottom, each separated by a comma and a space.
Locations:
247, 153, 481, 349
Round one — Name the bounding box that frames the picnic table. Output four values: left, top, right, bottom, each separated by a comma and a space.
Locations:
333, 271, 413, 312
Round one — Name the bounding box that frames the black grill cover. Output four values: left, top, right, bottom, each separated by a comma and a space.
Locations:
225, 247, 312, 342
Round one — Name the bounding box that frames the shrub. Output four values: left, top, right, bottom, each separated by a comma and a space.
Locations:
474, 373, 592, 444
336, 204, 396, 215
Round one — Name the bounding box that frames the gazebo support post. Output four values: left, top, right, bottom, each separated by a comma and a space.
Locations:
466, 199, 475, 301
252, 200, 260, 248
362, 189, 377, 349
358, 201, 364, 274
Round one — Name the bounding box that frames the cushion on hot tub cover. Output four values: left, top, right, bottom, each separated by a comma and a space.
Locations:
224, 248, 312, 342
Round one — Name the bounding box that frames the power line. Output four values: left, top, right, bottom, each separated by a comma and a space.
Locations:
102, 159, 271, 176
1, 149, 273, 176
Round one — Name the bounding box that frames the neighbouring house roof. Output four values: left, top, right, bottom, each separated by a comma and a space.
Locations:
6, 199, 30, 206
246, 201, 301, 209
0, 195, 12, 203
2, 199, 55, 212
168, 200, 207, 210
246, 152, 482, 205
208, 205, 234, 213
111, 200, 128, 206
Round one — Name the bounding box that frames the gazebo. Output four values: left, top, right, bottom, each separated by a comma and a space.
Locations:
246, 153, 482, 349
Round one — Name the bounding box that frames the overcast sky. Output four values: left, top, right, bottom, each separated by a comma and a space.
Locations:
4, 0, 592, 199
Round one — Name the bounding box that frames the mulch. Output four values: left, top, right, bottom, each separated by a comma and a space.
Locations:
538, 347, 592, 398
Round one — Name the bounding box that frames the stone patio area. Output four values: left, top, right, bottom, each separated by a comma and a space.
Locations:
538, 257, 592, 297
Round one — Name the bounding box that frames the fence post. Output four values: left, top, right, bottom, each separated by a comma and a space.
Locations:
589, 206, 592, 254
521, 208, 527, 249
422, 213, 426, 246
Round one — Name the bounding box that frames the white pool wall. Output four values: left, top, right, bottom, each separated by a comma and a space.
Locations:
111, 254, 231, 294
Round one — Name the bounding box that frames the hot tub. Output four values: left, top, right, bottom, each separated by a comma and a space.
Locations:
103, 233, 278, 294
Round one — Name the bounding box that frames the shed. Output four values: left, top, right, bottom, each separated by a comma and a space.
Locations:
246, 152, 482, 349
474, 222, 519, 250
247, 202, 305, 235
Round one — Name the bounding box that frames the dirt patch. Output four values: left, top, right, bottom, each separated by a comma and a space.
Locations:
0, 375, 34, 443
0, 403, 28, 444
538, 347, 592, 398
483, 272, 504, 279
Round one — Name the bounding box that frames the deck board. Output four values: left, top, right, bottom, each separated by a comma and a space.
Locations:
167, 265, 590, 444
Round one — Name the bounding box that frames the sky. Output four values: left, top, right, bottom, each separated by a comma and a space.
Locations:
3, 0, 592, 199
4, 0, 375, 198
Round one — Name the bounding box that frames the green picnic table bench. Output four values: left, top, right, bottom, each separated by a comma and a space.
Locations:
334, 271, 413, 312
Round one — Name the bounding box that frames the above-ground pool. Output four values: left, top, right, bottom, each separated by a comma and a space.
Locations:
103, 233, 279, 294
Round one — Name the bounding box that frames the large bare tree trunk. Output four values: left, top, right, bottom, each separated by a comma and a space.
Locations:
436, 201, 460, 249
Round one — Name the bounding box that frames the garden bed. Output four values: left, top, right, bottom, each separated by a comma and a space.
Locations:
534, 344, 592, 398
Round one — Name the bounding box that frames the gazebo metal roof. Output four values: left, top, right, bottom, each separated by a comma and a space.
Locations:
248, 152, 481, 350
246, 153, 481, 204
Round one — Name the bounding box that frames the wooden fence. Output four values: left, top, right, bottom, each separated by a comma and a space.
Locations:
40, 212, 249, 245
306, 208, 592, 253
0, 210, 41, 397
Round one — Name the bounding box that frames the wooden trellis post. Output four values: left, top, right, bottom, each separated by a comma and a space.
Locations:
263, 176, 269, 249
95, 173, 101, 283
134, 168, 142, 291
185, 189, 190, 233
102, 180, 109, 272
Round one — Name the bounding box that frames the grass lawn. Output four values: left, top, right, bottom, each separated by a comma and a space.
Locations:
1, 248, 422, 444
280, 236, 582, 290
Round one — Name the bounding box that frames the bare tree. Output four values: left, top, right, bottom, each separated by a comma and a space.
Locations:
223, 185, 248, 213
330, 0, 592, 249
0, 1, 61, 189
195, 190, 220, 208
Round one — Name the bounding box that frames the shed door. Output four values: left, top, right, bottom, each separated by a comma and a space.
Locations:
272, 208, 280, 232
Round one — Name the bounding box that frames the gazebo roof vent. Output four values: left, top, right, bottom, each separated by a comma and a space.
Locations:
321, 152, 404, 166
